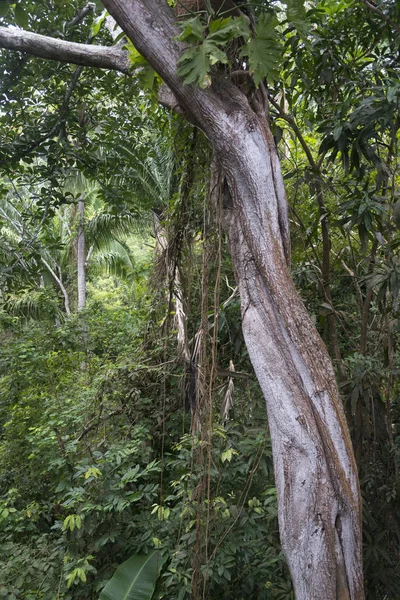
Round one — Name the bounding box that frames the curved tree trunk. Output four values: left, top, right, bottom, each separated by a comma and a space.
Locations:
100, 1, 364, 597
217, 122, 363, 597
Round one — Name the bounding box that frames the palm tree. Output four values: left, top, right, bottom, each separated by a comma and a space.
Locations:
0, 130, 178, 318
0, 174, 140, 317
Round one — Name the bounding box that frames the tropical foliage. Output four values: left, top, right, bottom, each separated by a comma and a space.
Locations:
0, 0, 399, 598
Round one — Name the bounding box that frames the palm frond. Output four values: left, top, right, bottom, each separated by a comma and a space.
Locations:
86, 212, 150, 250
4, 288, 62, 320
90, 239, 135, 278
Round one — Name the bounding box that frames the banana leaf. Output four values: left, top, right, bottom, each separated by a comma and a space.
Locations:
99, 551, 165, 600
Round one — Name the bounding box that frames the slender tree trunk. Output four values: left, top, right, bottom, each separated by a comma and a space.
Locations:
77, 198, 86, 311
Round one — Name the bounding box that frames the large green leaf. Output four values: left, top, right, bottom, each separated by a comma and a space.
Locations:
177, 15, 250, 87
15, 3, 28, 28
99, 552, 165, 600
241, 13, 282, 86
285, 0, 311, 39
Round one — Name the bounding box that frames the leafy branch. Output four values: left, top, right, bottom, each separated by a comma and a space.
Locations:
359, 0, 400, 34
176, 1, 310, 88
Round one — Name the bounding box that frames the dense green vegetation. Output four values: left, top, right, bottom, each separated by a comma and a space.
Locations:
0, 0, 399, 598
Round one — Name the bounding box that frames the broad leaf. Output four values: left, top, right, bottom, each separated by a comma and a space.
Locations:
91, 10, 107, 37
125, 42, 160, 91
178, 45, 211, 87
177, 15, 249, 87
286, 0, 311, 39
208, 15, 250, 43
241, 13, 282, 86
99, 552, 165, 600
178, 15, 205, 43
15, 4, 28, 28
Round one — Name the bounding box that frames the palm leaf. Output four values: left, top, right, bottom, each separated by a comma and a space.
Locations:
99, 551, 165, 600
91, 246, 133, 277
86, 212, 148, 250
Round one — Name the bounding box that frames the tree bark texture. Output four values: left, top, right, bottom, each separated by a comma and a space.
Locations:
77, 199, 86, 311
0, 26, 131, 73
219, 133, 363, 597
0, 2, 365, 597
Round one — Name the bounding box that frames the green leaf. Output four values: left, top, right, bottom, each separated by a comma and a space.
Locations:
221, 448, 238, 463
241, 13, 282, 86
333, 126, 342, 142
0, 2, 9, 17
286, 0, 310, 39
124, 42, 160, 91
84, 466, 102, 479
99, 552, 165, 600
91, 9, 107, 37
387, 85, 399, 103
126, 491, 143, 503
15, 4, 28, 28
178, 45, 211, 87
177, 15, 249, 87
208, 44, 228, 66
66, 572, 77, 589
178, 16, 205, 43
125, 42, 150, 68
208, 15, 250, 43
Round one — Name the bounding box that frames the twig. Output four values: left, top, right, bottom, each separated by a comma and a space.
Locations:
41, 257, 71, 315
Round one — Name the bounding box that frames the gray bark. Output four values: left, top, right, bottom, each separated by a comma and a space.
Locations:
77, 199, 86, 311
0, 26, 130, 73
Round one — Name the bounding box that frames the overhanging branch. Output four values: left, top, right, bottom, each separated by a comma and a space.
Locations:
0, 26, 131, 73
359, 0, 400, 34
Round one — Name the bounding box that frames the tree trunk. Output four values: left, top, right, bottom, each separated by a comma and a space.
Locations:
218, 131, 363, 596
77, 198, 86, 311
101, 1, 364, 597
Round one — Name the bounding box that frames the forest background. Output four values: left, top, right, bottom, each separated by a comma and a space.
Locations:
0, 0, 399, 598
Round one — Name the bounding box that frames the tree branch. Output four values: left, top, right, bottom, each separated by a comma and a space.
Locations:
67, 2, 96, 28
101, 0, 250, 143
359, 0, 400, 34
0, 26, 131, 73
41, 257, 71, 315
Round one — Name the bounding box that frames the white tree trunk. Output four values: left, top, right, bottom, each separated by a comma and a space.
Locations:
217, 121, 362, 597
77, 199, 86, 311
